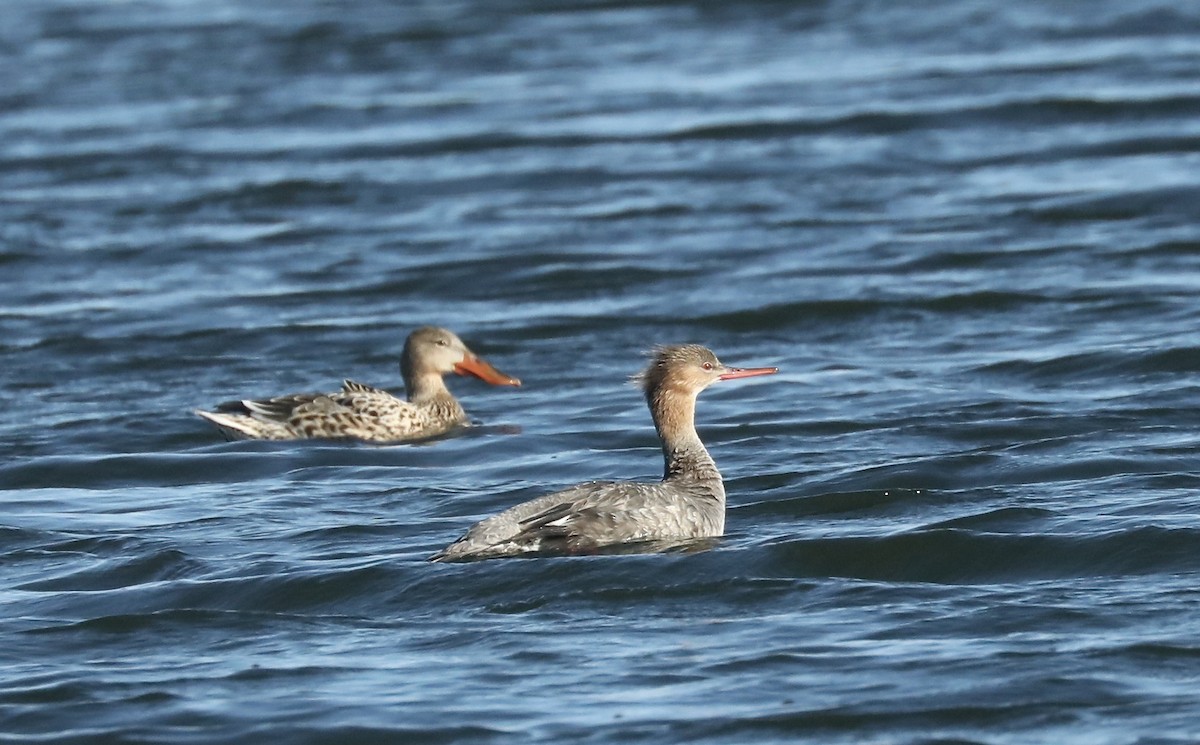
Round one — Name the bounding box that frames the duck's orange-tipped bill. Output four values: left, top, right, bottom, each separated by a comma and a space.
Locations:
455, 355, 522, 386
719, 366, 778, 381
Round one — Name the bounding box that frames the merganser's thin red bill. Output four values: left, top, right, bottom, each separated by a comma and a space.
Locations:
718, 366, 779, 381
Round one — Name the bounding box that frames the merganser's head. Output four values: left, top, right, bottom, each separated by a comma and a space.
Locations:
637, 344, 777, 398
401, 326, 522, 387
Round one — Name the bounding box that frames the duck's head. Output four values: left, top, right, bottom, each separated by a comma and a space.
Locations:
402, 326, 521, 386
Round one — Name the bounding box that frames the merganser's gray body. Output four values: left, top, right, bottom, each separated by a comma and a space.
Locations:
432, 344, 776, 561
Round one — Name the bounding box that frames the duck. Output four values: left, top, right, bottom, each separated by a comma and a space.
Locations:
196, 326, 520, 442
431, 344, 776, 561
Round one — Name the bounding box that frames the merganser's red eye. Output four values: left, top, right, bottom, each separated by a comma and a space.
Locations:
702, 362, 713, 370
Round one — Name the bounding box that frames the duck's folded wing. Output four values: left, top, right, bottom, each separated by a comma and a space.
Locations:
213, 392, 327, 421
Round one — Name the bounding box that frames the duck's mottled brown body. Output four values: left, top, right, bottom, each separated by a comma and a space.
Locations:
196, 326, 520, 442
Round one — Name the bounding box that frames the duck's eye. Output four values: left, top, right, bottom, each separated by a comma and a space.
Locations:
436, 339, 450, 347
702, 362, 713, 370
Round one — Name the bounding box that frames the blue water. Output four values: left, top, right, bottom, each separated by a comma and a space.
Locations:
3, 0, 1200, 742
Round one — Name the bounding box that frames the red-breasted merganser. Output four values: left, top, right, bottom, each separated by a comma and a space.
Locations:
431, 344, 776, 561
196, 326, 520, 442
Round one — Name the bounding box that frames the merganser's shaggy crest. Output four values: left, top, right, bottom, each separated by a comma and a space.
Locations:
196, 326, 520, 442
431, 344, 776, 561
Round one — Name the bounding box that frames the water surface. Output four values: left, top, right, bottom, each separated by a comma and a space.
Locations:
2, 1, 1200, 743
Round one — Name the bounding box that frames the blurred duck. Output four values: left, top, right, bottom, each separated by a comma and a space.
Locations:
197, 326, 520, 442
432, 344, 776, 561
